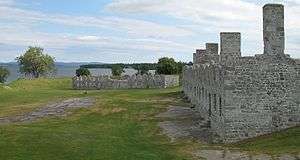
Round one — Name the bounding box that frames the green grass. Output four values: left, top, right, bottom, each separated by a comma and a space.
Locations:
0, 78, 192, 160
0, 78, 299, 159
0, 78, 84, 117
230, 127, 300, 155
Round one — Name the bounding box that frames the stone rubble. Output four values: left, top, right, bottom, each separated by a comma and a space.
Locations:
0, 97, 95, 124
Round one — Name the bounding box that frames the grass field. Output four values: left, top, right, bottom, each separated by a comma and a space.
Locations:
0, 78, 299, 159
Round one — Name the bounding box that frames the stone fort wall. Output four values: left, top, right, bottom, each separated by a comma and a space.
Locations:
183, 4, 300, 143
73, 74, 179, 90
183, 55, 299, 143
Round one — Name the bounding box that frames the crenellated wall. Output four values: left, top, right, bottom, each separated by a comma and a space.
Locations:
182, 55, 300, 143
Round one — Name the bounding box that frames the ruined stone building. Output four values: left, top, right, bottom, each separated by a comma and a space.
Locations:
182, 4, 300, 143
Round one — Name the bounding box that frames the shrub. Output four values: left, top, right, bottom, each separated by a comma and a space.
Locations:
76, 68, 91, 77
0, 67, 10, 83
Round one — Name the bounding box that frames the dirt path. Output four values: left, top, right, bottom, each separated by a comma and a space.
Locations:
157, 105, 300, 160
0, 97, 95, 124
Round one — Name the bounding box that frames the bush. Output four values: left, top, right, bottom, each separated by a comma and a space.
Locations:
0, 67, 10, 83
76, 68, 91, 77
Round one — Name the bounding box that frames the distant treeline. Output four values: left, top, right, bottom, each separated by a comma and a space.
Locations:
80, 63, 158, 70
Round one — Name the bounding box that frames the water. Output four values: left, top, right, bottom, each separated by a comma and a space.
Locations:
1, 63, 138, 83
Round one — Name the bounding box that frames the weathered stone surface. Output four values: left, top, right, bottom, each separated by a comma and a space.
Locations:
277, 154, 297, 160
194, 150, 251, 160
0, 98, 95, 124
220, 32, 241, 65
182, 4, 299, 143
194, 49, 206, 64
73, 74, 180, 90
157, 106, 211, 143
251, 154, 272, 160
194, 44, 220, 64
263, 4, 285, 55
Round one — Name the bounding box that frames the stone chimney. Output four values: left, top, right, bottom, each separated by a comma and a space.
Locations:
263, 4, 285, 55
220, 32, 241, 62
206, 43, 219, 55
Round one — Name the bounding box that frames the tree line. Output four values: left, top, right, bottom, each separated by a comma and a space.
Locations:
0, 46, 192, 83
78, 58, 191, 77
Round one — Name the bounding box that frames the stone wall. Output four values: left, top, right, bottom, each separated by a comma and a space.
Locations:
73, 74, 179, 90
182, 56, 300, 143
222, 55, 299, 143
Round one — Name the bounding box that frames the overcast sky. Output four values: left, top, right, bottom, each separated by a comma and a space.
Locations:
0, 0, 299, 63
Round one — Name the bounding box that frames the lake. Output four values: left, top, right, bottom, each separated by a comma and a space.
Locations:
1, 63, 138, 83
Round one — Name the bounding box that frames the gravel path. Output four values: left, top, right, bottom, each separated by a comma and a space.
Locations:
0, 97, 95, 124
156, 106, 211, 143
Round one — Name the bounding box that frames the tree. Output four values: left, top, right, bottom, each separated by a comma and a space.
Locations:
111, 65, 125, 77
16, 46, 55, 78
156, 57, 178, 75
76, 68, 91, 77
0, 67, 10, 83
133, 64, 150, 75
176, 62, 185, 75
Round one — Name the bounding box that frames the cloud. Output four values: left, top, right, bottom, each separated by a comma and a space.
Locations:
76, 36, 102, 41
0, 0, 14, 5
0, 0, 299, 63
106, 0, 300, 58
106, 0, 260, 24
0, 5, 193, 39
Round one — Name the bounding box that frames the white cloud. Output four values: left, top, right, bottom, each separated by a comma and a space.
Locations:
0, 0, 14, 5
0, 0, 299, 62
106, 0, 260, 24
106, 0, 300, 58
0, 5, 193, 39
76, 36, 101, 41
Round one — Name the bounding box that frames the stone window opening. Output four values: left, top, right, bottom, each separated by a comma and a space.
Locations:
202, 87, 205, 99
209, 93, 212, 117
279, 73, 284, 80
213, 94, 217, 111
199, 87, 201, 99
213, 71, 216, 81
219, 97, 222, 116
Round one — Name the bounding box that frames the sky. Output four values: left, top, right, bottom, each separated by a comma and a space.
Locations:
0, 0, 299, 63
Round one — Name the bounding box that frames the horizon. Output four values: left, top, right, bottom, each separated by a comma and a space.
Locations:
0, 0, 300, 63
